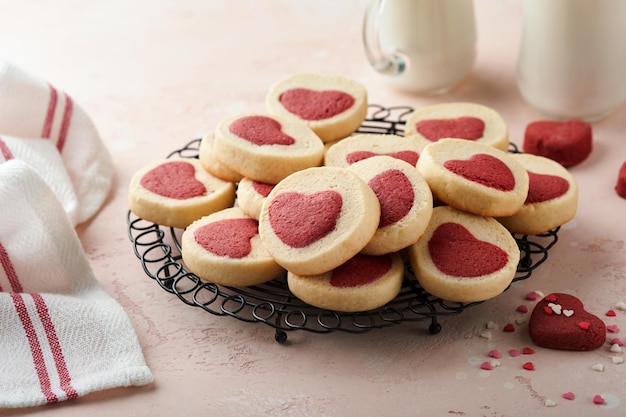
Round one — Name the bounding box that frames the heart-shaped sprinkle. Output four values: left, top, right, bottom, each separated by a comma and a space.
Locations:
252, 181, 275, 197
503, 323, 515, 332
543, 306, 554, 315
526, 291, 540, 301
549, 303, 562, 315
229, 115, 296, 146
509, 349, 521, 357
522, 347, 535, 355
545, 294, 558, 302
593, 394, 606, 405
346, 150, 419, 166
368, 169, 414, 227
141, 160, 206, 199
592, 363, 604, 372
610, 337, 624, 346
517, 304, 529, 313
428, 222, 509, 277
194, 218, 258, 258
279, 88, 355, 120
613, 357, 624, 364
488, 349, 501, 359
524, 171, 570, 204
444, 154, 515, 191
607, 324, 619, 333
544, 399, 556, 408
562, 392, 575, 401
606, 309, 617, 317
330, 254, 392, 288
578, 321, 590, 330
616, 301, 626, 311
610, 343, 622, 353
269, 190, 342, 248
563, 309, 573, 317
522, 362, 535, 371
480, 361, 494, 370
415, 116, 485, 142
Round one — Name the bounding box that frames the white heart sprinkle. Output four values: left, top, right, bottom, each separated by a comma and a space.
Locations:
480, 330, 492, 340
610, 343, 622, 353
544, 399, 556, 407
548, 303, 562, 315
592, 363, 604, 372
486, 321, 497, 329
563, 309, 574, 317
612, 357, 624, 364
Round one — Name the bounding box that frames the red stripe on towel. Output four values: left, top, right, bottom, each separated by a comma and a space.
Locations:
41, 84, 58, 139
0, 137, 13, 161
56, 93, 73, 152
10, 293, 59, 404
0, 241, 23, 293
32, 294, 78, 400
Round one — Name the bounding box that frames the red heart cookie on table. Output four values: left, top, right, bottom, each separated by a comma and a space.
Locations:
229, 115, 296, 146
529, 293, 606, 351
194, 218, 258, 259
279, 88, 355, 120
416, 116, 485, 142
140, 160, 206, 199
523, 119, 592, 167
444, 153, 515, 191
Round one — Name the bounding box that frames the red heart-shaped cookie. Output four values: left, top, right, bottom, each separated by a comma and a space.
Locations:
194, 218, 259, 258
140, 160, 206, 199
279, 88, 355, 120
444, 153, 515, 191
330, 254, 392, 288
428, 222, 508, 277
346, 150, 419, 166
523, 120, 592, 167
529, 293, 606, 351
229, 115, 296, 146
368, 169, 414, 227
416, 116, 485, 142
268, 190, 343, 248
525, 171, 570, 204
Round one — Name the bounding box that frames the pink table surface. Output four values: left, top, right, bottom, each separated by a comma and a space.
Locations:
1, 1, 625, 416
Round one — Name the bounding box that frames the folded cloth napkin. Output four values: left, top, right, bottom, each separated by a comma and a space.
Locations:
0, 160, 154, 408
0, 57, 114, 225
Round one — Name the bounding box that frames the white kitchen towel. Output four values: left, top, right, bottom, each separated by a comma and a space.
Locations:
0, 57, 114, 224
0, 160, 153, 407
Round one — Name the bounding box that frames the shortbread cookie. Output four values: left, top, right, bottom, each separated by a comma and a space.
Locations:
347, 156, 433, 255
616, 161, 626, 199
523, 119, 592, 167
287, 252, 404, 313
258, 166, 380, 276
497, 153, 578, 235
417, 138, 529, 217
213, 112, 324, 184
265, 73, 368, 143
324, 133, 424, 168
404, 102, 509, 151
128, 158, 236, 228
529, 293, 606, 351
198, 131, 244, 182
408, 206, 520, 303
236, 177, 275, 220
181, 207, 285, 287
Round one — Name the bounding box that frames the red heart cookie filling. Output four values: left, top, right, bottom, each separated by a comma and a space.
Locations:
428, 222, 508, 277
229, 115, 296, 146
529, 293, 606, 351
194, 218, 258, 258
368, 169, 414, 227
330, 254, 393, 288
140, 161, 206, 199
416, 117, 485, 142
444, 153, 515, 191
268, 190, 343, 248
346, 150, 419, 166
252, 181, 275, 198
525, 171, 570, 204
279, 88, 355, 120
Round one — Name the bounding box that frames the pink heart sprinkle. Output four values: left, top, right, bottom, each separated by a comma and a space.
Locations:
522, 347, 535, 355
607, 324, 619, 333
503, 323, 515, 332
488, 349, 501, 359
517, 304, 529, 314
509, 349, 521, 357
593, 394, 606, 405
578, 321, 590, 330
562, 392, 575, 401
526, 292, 539, 301
522, 362, 535, 371
606, 309, 617, 317
480, 361, 494, 371
545, 294, 558, 302
610, 338, 624, 346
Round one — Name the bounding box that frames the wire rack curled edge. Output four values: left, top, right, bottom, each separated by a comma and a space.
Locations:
126, 105, 560, 343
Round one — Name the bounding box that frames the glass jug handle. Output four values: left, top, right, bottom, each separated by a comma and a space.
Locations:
362, 0, 406, 76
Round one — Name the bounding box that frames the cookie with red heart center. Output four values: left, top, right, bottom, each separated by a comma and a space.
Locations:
404, 102, 509, 151
417, 138, 529, 217
181, 207, 285, 287
325, 133, 425, 168
128, 158, 236, 229
407, 205, 520, 303
497, 153, 579, 235
529, 293, 606, 351
287, 252, 404, 313
523, 119, 592, 167
265, 73, 368, 143
258, 166, 380, 276
213, 112, 324, 184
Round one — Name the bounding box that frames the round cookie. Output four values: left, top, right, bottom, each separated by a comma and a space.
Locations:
523, 119, 592, 167
265, 73, 368, 143
198, 131, 244, 182
258, 166, 380, 276
347, 156, 433, 255
404, 102, 509, 151
213, 112, 324, 184
417, 138, 529, 217
408, 206, 520, 303
287, 252, 404, 313
236, 177, 276, 220
324, 133, 424, 168
128, 158, 236, 228
496, 153, 578, 235
182, 207, 285, 287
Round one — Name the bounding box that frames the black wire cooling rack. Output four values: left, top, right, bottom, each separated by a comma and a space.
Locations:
126, 105, 560, 343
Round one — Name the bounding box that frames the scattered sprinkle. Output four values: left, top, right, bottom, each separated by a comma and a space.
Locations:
592, 363, 604, 372
480, 361, 493, 370
606, 309, 617, 317
610, 343, 622, 353
612, 357, 624, 364
488, 349, 501, 359
503, 323, 515, 332
509, 349, 521, 357
526, 291, 539, 301
544, 399, 557, 407
548, 303, 562, 315
515, 317, 528, 325
563, 309, 574, 317
578, 321, 590, 330
545, 294, 557, 302
522, 362, 535, 371
593, 394, 606, 405
543, 306, 553, 315
522, 347, 535, 355
516, 304, 529, 313
610, 338, 624, 346
480, 330, 492, 340
616, 301, 626, 311
562, 392, 575, 400
486, 321, 497, 329
607, 324, 619, 333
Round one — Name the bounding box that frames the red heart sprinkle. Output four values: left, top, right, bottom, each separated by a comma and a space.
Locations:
444, 154, 515, 191
522, 362, 535, 371
607, 324, 619, 333
562, 392, 575, 401
509, 349, 521, 357
524, 171, 570, 204
368, 169, 414, 227
330, 254, 392, 288
526, 292, 539, 301
488, 349, 501, 359
543, 306, 553, 315
517, 304, 529, 313
606, 310, 617, 317
279, 88, 355, 120
141, 161, 206, 200
415, 116, 485, 142
593, 394, 606, 405
229, 115, 296, 146
610, 338, 623, 346
522, 347, 535, 355
503, 323, 515, 332
578, 321, 590, 330
480, 361, 494, 371
545, 294, 558, 302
